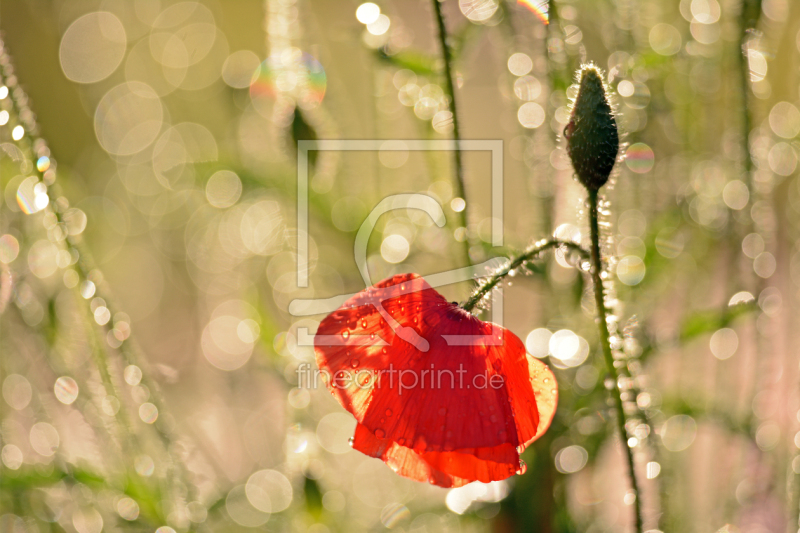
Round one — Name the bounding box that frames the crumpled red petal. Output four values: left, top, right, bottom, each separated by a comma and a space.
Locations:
314, 273, 558, 487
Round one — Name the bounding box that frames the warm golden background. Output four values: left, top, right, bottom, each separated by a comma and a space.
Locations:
0, 0, 799, 531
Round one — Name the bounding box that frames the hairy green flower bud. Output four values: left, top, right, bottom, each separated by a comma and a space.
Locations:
564, 64, 619, 191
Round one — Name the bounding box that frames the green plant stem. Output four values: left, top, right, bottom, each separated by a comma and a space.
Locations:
587, 189, 643, 533
737, 27, 755, 193
430, 0, 470, 267
461, 239, 588, 312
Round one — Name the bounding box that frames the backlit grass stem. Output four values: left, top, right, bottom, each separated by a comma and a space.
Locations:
430, 0, 471, 267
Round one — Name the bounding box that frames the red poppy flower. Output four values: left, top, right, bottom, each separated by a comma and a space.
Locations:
314, 273, 557, 488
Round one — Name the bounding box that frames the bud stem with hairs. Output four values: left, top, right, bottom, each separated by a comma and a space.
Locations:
568, 65, 644, 532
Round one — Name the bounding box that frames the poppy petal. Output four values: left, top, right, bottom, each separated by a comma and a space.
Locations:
523, 356, 558, 447
351, 422, 472, 488
315, 273, 558, 486
352, 423, 520, 488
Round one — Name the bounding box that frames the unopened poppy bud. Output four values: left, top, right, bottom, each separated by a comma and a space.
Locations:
564, 64, 619, 191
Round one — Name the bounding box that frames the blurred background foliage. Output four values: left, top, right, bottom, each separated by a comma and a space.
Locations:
0, 0, 799, 531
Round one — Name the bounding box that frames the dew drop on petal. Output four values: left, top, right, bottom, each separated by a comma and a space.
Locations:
342, 331, 350, 339
374, 428, 385, 438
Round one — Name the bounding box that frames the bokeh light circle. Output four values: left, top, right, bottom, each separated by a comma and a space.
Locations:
555, 445, 588, 474
661, 415, 697, 452
206, 170, 243, 208
94, 82, 164, 156
60, 12, 127, 83
514, 75, 542, 101
356, 3, 381, 24
507, 53, 533, 76
116, 498, 139, 521
625, 143, 654, 173
518, 102, 545, 129
649, 23, 682, 56
227, 485, 270, 527
30, 422, 59, 456
54, 376, 79, 405
459, 0, 499, 22
525, 328, 552, 358
381, 235, 410, 264
222, 50, 261, 89
0, 234, 20, 264
3, 374, 32, 410
317, 412, 357, 454
709, 328, 738, 360
616, 256, 646, 286
246, 470, 293, 513
769, 101, 800, 139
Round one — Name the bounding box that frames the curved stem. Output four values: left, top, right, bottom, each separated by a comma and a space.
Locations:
588, 190, 643, 532
461, 239, 588, 312
430, 0, 471, 266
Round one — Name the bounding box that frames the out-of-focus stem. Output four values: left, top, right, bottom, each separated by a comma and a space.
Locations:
737, 34, 754, 190
461, 239, 587, 312
587, 189, 643, 533
430, 0, 471, 267
48, 187, 195, 503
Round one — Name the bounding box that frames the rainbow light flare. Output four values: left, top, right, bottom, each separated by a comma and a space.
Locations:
250, 52, 327, 109
16, 178, 37, 215
517, 0, 549, 24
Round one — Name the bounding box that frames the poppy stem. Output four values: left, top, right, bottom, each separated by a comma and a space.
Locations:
587, 189, 644, 533
430, 0, 471, 267
461, 239, 588, 313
